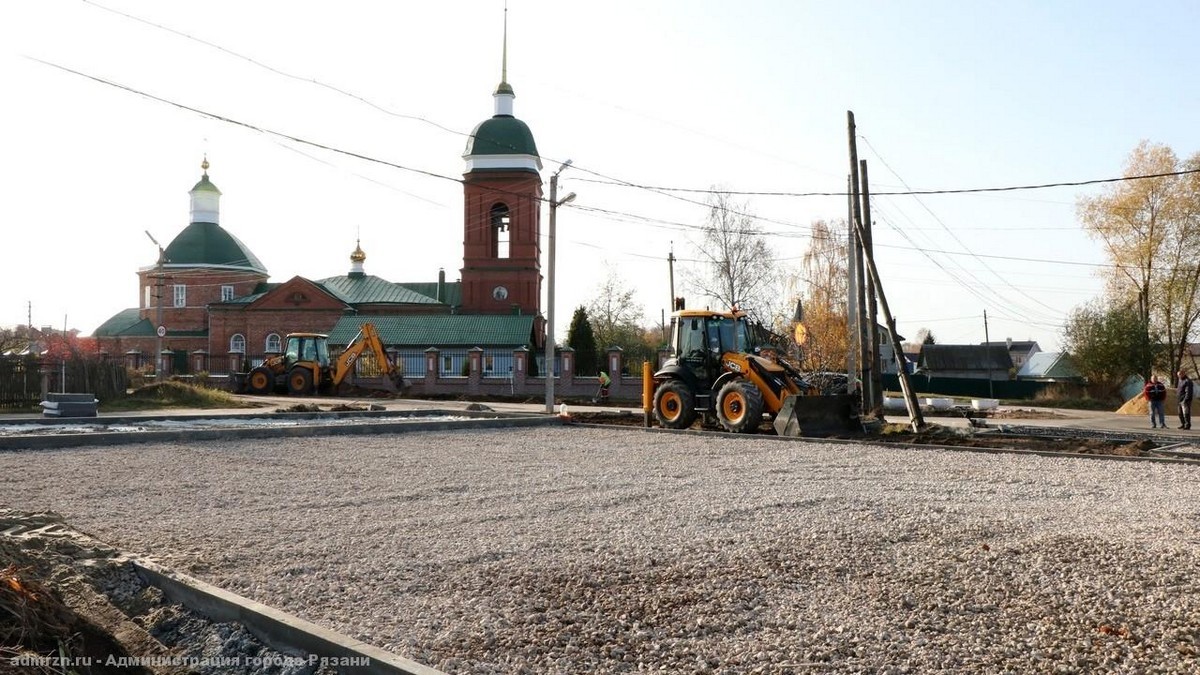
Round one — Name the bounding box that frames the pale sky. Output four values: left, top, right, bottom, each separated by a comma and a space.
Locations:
3, 1, 1199, 353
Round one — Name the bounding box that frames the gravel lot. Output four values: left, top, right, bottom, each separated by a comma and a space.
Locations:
3, 427, 1200, 673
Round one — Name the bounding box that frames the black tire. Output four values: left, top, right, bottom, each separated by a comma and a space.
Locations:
287, 367, 314, 396
247, 367, 274, 395
717, 379, 765, 433
653, 380, 697, 429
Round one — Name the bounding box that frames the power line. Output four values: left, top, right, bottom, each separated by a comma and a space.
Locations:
571, 167, 1200, 198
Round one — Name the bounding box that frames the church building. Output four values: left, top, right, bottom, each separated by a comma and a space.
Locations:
94, 50, 549, 380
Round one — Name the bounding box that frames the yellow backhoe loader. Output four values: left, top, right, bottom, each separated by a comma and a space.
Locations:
243, 322, 404, 396
651, 308, 855, 434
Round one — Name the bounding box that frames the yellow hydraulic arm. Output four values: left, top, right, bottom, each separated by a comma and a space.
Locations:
330, 323, 401, 389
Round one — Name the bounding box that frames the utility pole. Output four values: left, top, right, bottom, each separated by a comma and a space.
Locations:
545, 160, 576, 414
860, 159, 883, 416
847, 111, 872, 415
846, 175, 859, 395
983, 309, 994, 398
847, 110, 923, 431
668, 242, 676, 310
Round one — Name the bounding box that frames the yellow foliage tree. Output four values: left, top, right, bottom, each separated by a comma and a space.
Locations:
1077, 141, 1200, 380
797, 219, 851, 372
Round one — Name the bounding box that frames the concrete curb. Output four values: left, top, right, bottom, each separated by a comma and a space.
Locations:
134, 559, 445, 675
0, 412, 562, 451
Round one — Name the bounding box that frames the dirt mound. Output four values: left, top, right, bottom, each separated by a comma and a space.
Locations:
1116, 389, 1179, 416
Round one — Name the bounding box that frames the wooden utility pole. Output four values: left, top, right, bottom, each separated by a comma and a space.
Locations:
847, 110, 924, 432
845, 176, 859, 395
668, 243, 676, 309
847, 111, 873, 414
860, 159, 884, 416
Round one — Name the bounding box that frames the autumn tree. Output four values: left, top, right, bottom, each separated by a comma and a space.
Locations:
795, 219, 850, 371
566, 306, 599, 376
687, 190, 783, 320
1078, 141, 1200, 380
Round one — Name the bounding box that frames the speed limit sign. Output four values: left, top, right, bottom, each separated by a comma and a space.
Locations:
156, 325, 167, 338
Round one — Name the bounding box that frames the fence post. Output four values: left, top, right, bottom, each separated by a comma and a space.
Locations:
560, 347, 575, 390
468, 347, 483, 394
606, 346, 624, 389
512, 347, 528, 394
424, 348, 440, 390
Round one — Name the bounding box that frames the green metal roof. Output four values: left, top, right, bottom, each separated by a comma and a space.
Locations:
163, 222, 268, 273
93, 309, 154, 337
190, 174, 221, 194
397, 281, 462, 307
317, 275, 442, 305
328, 314, 535, 348
212, 283, 280, 306
464, 116, 539, 158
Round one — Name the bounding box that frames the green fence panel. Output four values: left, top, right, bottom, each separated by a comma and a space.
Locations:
882, 373, 1046, 400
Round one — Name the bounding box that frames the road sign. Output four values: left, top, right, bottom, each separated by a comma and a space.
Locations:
156, 325, 166, 338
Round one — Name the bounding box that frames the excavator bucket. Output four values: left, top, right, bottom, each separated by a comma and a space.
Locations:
773, 394, 857, 437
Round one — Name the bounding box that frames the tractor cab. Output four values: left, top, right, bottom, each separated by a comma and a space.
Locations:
283, 333, 331, 369
671, 310, 754, 385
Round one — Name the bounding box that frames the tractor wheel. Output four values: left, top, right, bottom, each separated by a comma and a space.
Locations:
287, 367, 314, 396
717, 380, 765, 433
653, 380, 697, 429
247, 367, 274, 395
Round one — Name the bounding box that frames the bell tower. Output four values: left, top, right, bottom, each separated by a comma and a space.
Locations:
460, 12, 543, 315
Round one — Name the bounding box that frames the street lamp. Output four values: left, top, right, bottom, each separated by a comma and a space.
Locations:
545, 160, 576, 413
145, 231, 165, 377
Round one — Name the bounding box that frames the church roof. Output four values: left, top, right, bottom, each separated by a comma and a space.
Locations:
163, 222, 268, 274
464, 116, 539, 159
397, 281, 462, 307
93, 309, 154, 337
328, 314, 534, 348
190, 173, 221, 194
316, 275, 443, 305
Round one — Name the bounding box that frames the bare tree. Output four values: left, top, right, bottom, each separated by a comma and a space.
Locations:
585, 265, 646, 364
687, 190, 780, 317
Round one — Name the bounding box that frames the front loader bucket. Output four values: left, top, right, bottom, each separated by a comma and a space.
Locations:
773, 394, 857, 437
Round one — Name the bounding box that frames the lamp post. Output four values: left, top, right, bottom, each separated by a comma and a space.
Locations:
545, 160, 575, 414
145, 231, 165, 377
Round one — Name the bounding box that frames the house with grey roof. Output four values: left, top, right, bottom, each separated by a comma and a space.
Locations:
918, 344, 1013, 380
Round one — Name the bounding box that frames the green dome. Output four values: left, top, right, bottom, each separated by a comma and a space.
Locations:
190, 173, 222, 194
163, 222, 267, 274
464, 116, 539, 158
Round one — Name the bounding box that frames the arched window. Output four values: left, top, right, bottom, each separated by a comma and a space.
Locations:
490, 203, 511, 259
265, 333, 282, 353
229, 334, 246, 353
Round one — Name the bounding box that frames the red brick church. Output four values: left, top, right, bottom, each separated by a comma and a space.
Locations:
95, 57, 549, 380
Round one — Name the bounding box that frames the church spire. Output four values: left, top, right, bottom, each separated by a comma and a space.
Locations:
493, 4, 514, 114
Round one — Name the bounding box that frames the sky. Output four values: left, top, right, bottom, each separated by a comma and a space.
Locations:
3, 0, 1199, 353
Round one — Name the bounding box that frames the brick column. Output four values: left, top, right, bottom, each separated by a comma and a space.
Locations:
560, 347, 575, 388
468, 347, 483, 393
606, 346, 624, 387
424, 348, 440, 387
512, 347, 528, 392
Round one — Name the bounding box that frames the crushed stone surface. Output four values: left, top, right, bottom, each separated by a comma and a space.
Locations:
3, 427, 1200, 673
